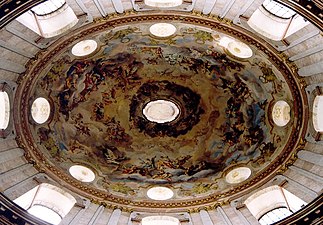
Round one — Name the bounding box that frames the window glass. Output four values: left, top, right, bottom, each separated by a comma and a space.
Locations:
272, 100, 290, 127
141, 216, 180, 225
31, 0, 65, 16
313, 96, 323, 132
259, 207, 293, 225
0, 91, 10, 130
15, 0, 78, 38
262, 0, 296, 19
145, 0, 182, 8
31, 97, 51, 124
244, 185, 306, 221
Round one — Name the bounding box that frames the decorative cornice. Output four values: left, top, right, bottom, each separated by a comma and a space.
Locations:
14, 12, 307, 211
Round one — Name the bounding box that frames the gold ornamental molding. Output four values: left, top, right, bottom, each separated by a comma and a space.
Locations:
14, 11, 308, 211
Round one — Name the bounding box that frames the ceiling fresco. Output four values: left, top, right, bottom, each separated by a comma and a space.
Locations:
24, 22, 296, 203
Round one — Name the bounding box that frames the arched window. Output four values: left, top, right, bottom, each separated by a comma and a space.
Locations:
0, 91, 10, 130
31, 0, 65, 16
14, 183, 76, 225
141, 216, 180, 225
146, 186, 174, 200
16, 0, 78, 38
247, 0, 308, 41
313, 96, 323, 132
262, 0, 296, 19
144, 0, 183, 8
259, 207, 293, 225
244, 185, 306, 224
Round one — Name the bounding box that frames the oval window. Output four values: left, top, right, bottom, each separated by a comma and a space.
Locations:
0, 91, 10, 130
149, 23, 177, 38
313, 96, 323, 132
272, 100, 291, 127
31, 97, 51, 124
227, 41, 253, 59
71, 40, 98, 57
143, 100, 180, 123
147, 186, 174, 200
226, 167, 251, 184
69, 165, 95, 182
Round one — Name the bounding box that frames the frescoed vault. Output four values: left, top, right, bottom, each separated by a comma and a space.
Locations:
30, 24, 293, 199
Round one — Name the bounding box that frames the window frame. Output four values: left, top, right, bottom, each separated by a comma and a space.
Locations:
258, 206, 293, 225
262, 0, 296, 19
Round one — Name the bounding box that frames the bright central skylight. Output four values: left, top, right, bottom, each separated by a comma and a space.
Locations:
143, 100, 180, 123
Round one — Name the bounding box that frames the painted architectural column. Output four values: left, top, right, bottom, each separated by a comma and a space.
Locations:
298, 150, 323, 167
289, 165, 323, 184
284, 167, 322, 195
61, 200, 90, 225
108, 208, 121, 225
235, 204, 260, 225
0, 59, 25, 73
208, 208, 225, 225
118, 210, 131, 224
0, 138, 18, 152
289, 44, 323, 61
4, 174, 40, 200
0, 39, 34, 58
280, 174, 317, 203
190, 212, 203, 224
183, 212, 194, 225
199, 209, 213, 225
87, 205, 105, 225
217, 206, 233, 225
298, 61, 323, 76
0, 148, 24, 163
127, 212, 137, 225
0, 163, 38, 192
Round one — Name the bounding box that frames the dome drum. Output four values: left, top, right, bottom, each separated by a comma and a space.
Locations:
12, 14, 306, 211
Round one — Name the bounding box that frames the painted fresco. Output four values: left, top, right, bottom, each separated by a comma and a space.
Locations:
31, 24, 293, 198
